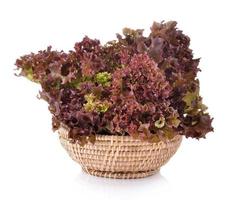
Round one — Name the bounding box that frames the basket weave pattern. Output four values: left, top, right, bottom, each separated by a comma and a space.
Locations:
59, 126, 182, 179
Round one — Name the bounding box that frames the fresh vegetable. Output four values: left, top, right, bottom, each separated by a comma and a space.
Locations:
16, 21, 213, 144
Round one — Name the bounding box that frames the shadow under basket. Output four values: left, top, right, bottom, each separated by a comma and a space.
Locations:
59, 126, 182, 179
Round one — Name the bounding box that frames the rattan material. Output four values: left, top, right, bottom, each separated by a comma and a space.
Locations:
59, 126, 182, 179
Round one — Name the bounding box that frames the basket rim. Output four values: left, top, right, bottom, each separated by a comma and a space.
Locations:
58, 123, 183, 142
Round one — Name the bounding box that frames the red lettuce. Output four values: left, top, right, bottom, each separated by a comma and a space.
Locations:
16, 21, 213, 144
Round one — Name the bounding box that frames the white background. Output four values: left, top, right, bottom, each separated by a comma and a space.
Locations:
0, 0, 243, 199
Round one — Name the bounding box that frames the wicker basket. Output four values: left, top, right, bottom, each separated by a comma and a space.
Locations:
59, 126, 182, 179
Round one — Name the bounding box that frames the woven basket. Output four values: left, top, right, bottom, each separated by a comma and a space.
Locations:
59, 126, 182, 179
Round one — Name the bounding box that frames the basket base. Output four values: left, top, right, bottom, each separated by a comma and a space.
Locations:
82, 168, 160, 179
